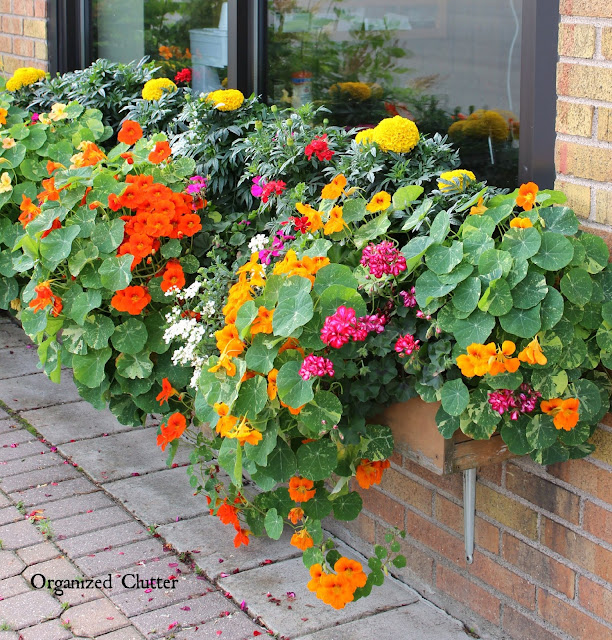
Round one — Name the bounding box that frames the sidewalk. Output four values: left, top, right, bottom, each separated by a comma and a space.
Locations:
0, 316, 469, 640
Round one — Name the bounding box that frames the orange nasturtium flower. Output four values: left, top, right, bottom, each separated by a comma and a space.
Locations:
321, 174, 347, 200
233, 525, 250, 548
267, 368, 279, 400
290, 529, 314, 551
509, 217, 533, 229
148, 140, 171, 164
281, 400, 305, 415
46, 160, 65, 174
323, 206, 347, 235
355, 458, 390, 489
278, 338, 305, 357
307, 563, 325, 592
216, 500, 239, 527
160, 260, 186, 293
41, 218, 61, 239
334, 557, 367, 590
156, 412, 187, 451
469, 197, 487, 216
156, 378, 178, 405
250, 306, 274, 335
296, 202, 323, 232
272, 249, 330, 285
213, 402, 238, 437
487, 341, 520, 376
110, 285, 151, 315
159, 45, 173, 59
117, 119, 143, 145
541, 398, 580, 431
516, 182, 538, 211
316, 573, 355, 610
28, 281, 53, 313
288, 476, 316, 503
208, 324, 245, 377
18, 195, 41, 228
288, 507, 304, 524
232, 418, 263, 446
0, 107, 7, 125
37, 177, 62, 203
366, 190, 391, 213
75, 141, 106, 167
237, 253, 266, 287
456, 342, 520, 377
518, 336, 547, 366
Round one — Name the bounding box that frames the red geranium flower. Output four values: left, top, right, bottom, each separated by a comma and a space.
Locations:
174, 68, 192, 85
305, 134, 334, 162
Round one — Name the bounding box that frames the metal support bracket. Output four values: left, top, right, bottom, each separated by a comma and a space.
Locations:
463, 468, 476, 564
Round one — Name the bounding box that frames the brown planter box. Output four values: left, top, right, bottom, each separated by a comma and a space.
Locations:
377, 398, 516, 475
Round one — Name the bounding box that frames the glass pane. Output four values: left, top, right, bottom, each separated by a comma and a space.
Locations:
267, 0, 522, 187
91, 0, 229, 93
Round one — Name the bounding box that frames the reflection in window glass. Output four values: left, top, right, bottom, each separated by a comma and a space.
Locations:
91, 1, 229, 94
267, 0, 522, 187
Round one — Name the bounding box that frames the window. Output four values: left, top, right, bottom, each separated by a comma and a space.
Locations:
50, 0, 559, 187
90, 0, 228, 93
266, 0, 524, 188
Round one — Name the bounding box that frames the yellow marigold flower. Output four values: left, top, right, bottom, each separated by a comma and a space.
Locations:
366, 191, 391, 213
1, 137, 16, 149
438, 169, 476, 192
5, 67, 45, 91
205, 89, 245, 111
518, 336, 547, 366
509, 217, 533, 229
5, 78, 20, 92
48, 103, 68, 122
329, 81, 372, 101
0, 172, 12, 193
469, 196, 487, 215
355, 128, 375, 145
372, 115, 419, 153
142, 78, 177, 101
447, 120, 466, 136
462, 109, 509, 142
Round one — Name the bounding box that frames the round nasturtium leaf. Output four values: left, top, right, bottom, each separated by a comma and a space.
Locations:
560, 268, 593, 307
440, 379, 469, 417
531, 232, 574, 271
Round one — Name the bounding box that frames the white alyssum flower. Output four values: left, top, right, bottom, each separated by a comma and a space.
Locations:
248, 234, 268, 254
182, 280, 202, 300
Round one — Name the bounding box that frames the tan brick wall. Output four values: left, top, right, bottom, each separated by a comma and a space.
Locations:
328, 415, 612, 640
556, 4, 612, 241
0, 0, 48, 76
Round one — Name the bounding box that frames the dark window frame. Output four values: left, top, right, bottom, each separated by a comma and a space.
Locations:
50, 0, 560, 187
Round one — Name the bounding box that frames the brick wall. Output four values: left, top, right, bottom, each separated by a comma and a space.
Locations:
0, 0, 48, 76
327, 416, 612, 640
555, 1, 612, 237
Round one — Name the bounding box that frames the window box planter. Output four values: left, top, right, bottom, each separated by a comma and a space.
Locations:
377, 397, 516, 475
